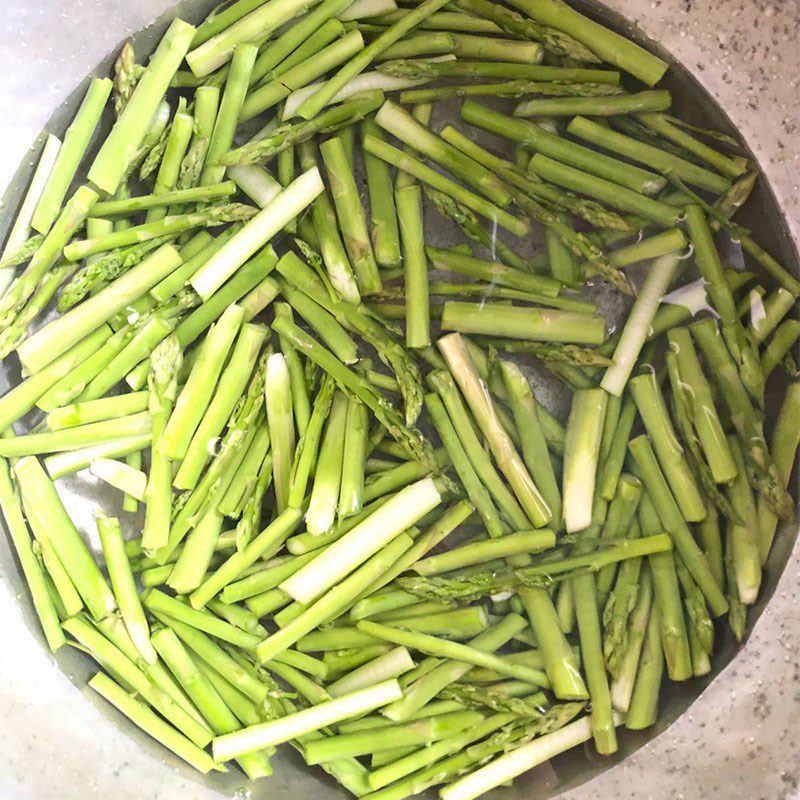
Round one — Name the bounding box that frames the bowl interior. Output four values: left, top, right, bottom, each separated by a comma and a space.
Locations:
0, 1, 798, 798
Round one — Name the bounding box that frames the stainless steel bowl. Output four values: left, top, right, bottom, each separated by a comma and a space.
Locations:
0, 1, 798, 799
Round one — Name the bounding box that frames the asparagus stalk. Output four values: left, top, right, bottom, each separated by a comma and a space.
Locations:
320, 134, 382, 295
629, 372, 705, 522
568, 116, 731, 193
400, 79, 621, 104
32, 77, 112, 234
562, 388, 607, 533
0, 459, 65, 651
272, 314, 434, 467
189, 168, 322, 300
629, 435, 728, 616
376, 100, 512, 207
97, 516, 156, 664
17, 243, 181, 374
185, 0, 311, 78
249, 0, 353, 84
394, 185, 429, 348
757, 382, 800, 562
171, 325, 266, 490
264, 351, 296, 513
624, 602, 665, 728
515, 90, 671, 118
425, 246, 559, 296
162, 304, 244, 459
14, 457, 116, 620
691, 318, 791, 520
213, 679, 403, 762
305, 391, 349, 535
725, 437, 762, 604
600, 251, 679, 395
0, 184, 99, 328
242, 31, 365, 121
505, 0, 666, 84
362, 133, 529, 237
88, 673, 223, 774
296, 141, 361, 303
438, 334, 551, 527
0, 133, 61, 291
282, 477, 440, 604
294, 0, 452, 120
528, 153, 680, 228
89, 20, 196, 193
339, 396, 369, 519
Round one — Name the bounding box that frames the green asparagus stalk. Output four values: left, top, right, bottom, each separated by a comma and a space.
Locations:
515, 90, 670, 118
89, 20, 196, 193
376, 100, 512, 207
338, 396, 369, 519
0, 459, 65, 650
363, 133, 529, 237
439, 334, 551, 527
320, 134, 382, 295
294, 0, 451, 120
173, 323, 267, 490
624, 602, 664, 728
32, 77, 112, 234
504, 0, 667, 84
14, 457, 115, 619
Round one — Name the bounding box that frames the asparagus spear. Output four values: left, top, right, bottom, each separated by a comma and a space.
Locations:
504, 0, 667, 84
89, 20, 195, 193
294, 0, 452, 120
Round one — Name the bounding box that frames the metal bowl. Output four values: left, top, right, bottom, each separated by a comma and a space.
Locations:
0, 1, 797, 798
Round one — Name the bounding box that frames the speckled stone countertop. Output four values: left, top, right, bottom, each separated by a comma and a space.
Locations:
0, 2, 799, 799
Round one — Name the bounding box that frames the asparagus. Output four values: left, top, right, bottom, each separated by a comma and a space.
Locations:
0, 185, 99, 328
296, 141, 361, 303
272, 314, 435, 467
339, 396, 369, 519
377, 101, 512, 208
14, 457, 116, 619
624, 603, 665, 728
251, 2, 352, 84
162, 304, 244, 459
361, 119, 402, 270
138, 335, 181, 551
601, 251, 680, 395
213, 679, 402, 762
415, 530, 556, 576
630, 372, 706, 522
439, 334, 551, 527
185, 0, 311, 78
320, 134, 382, 295
691, 317, 792, 520
89, 20, 195, 193
222, 90, 386, 166
32, 78, 112, 234
505, 0, 666, 83
17, 243, 181, 374
97, 516, 155, 664
242, 31, 365, 121
441, 302, 605, 345
0, 134, 61, 290
426, 246, 558, 296
362, 133, 529, 237
172, 323, 266, 493
529, 153, 680, 228
281, 477, 440, 604
516, 90, 671, 118
294, 0, 451, 120
0, 459, 65, 651
758, 382, 800, 562
88, 673, 222, 774
725, 437, 762, 604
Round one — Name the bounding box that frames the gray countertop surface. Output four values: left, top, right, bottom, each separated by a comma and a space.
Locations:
0, 1, 799, 799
